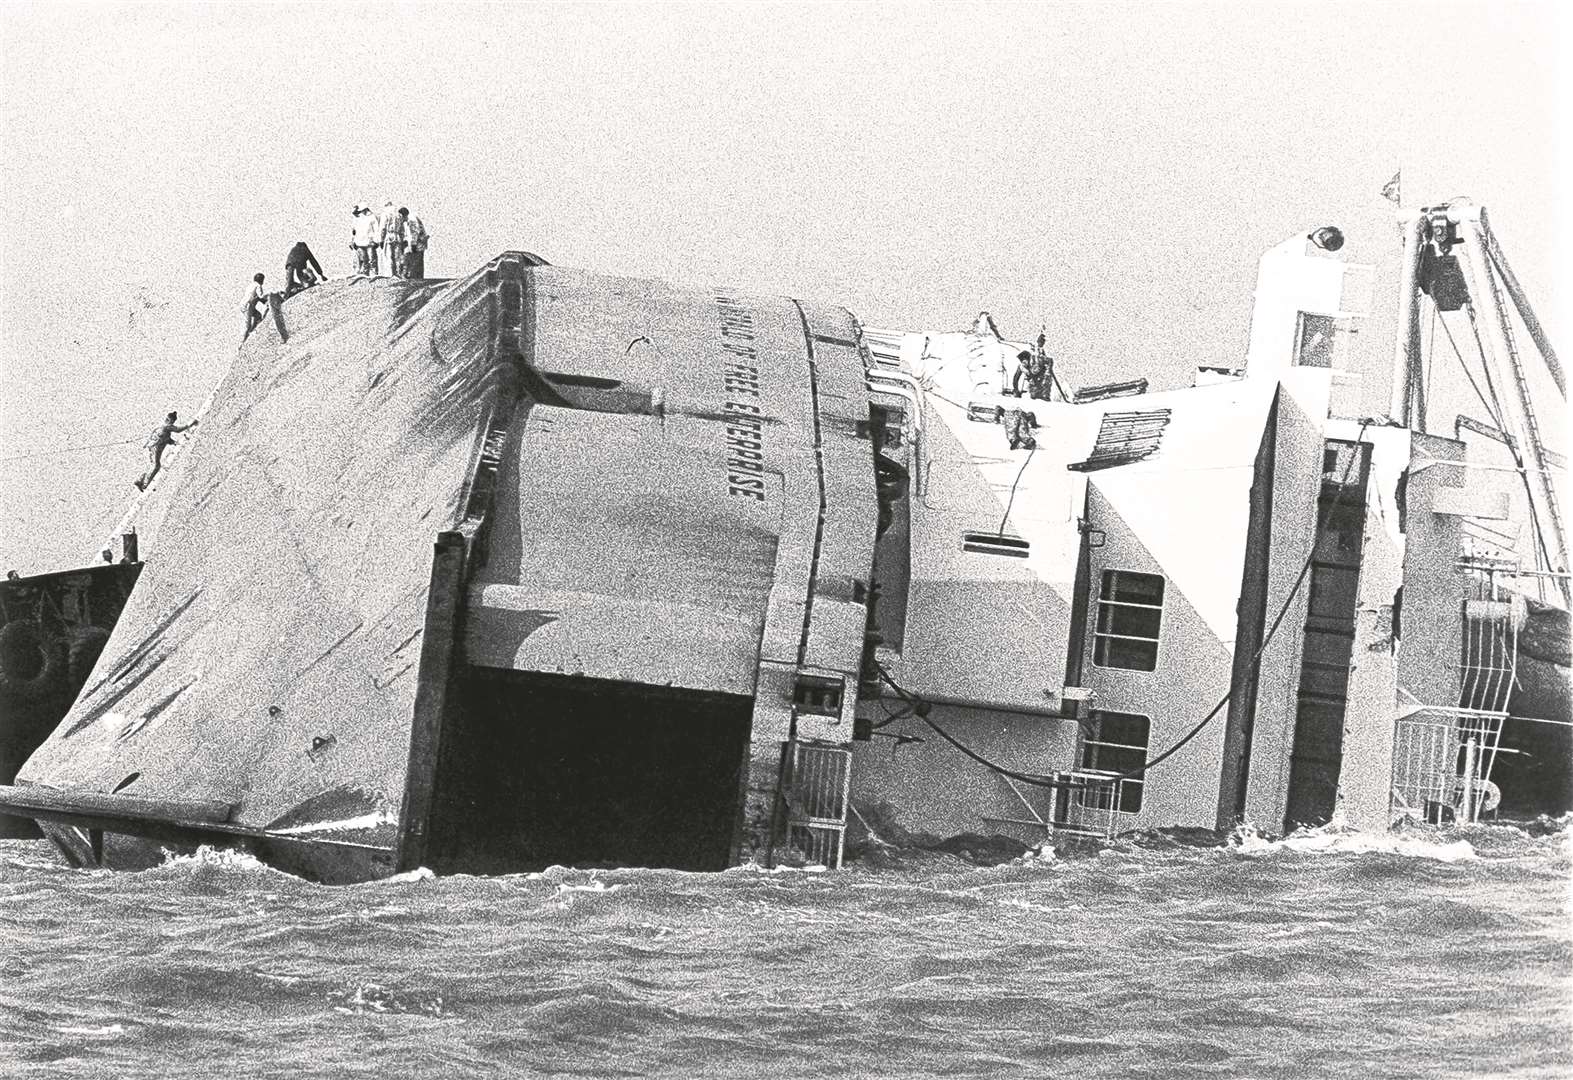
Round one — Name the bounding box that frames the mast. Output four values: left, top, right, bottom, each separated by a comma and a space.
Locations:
1390, 212, 1426, 427
1446, 200, 1570, 604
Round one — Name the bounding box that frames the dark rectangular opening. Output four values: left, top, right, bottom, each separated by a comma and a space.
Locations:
962, 531, 1030, 558
793, 675, 843, 716
1077, 710, 1150, 813
426, 668, 754, 875
1293, 312, 1337, 368
869, 407, 911, 651
1092, 569, 1166, 672
1284, 438, 1371, 832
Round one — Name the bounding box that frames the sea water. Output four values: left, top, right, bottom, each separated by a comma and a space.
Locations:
2, 822, 1568, 1079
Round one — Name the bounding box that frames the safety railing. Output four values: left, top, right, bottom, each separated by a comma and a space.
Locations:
1051, 770, 1131, 840
1391, 707, 1504, 825
785, 742, 853, 868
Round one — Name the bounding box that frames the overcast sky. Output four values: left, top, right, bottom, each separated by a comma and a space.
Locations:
1, 1, 1565, 572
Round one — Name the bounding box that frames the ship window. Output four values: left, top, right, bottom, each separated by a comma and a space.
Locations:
1321, 439, 1371, 493
1067, 409, 1171, 472
962, 532, 1030, 558
1307, 565, 1359, 621
793, 675, 843, 717
1093, 570, 1165, 671
1294, 312, 1337, 368
1076, 710, 1150, 813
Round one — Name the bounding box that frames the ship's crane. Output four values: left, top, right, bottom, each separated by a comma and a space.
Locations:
1390, 198, 1569, 607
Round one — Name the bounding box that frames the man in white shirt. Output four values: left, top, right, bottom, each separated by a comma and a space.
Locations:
378, 200, 404, 278
242, 273, 267, 341
351, 204, 379, 275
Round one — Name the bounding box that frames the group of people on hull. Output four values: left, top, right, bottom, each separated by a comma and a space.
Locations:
161, 201, 432, 490
238, 201, 432, 343
351, 200, 429, 279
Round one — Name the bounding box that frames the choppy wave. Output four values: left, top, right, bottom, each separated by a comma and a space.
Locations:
3, 820, 1569, 1079
1228, 820, 1480, 862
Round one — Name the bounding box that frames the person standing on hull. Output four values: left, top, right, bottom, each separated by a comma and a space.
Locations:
399, 207, 427, 278
1034, 328, 1056, 394
134, 411, 198, 491
1012, 349, 1053, 402
351, 204, 378, 275
242, 272, 267, 340
283, 240, 326, 296
378, 199, 404, 278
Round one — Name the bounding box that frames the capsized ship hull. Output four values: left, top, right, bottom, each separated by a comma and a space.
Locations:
2, 254, 886, 881
6, 205, 1565, 880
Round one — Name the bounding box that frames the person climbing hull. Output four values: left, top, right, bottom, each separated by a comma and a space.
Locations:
0, 254, 884, 882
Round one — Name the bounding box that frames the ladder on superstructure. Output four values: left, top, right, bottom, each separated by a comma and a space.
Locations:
1469, 217, 1566, 596
1399, 200, 1568, 604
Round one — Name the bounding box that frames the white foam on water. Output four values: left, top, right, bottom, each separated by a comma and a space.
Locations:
330, 981, 449, 1019
378, 866, 435, 884
52, 1024, 126, 1037
991, 895, 1061, 915
1228, 821, 1477, 863
722, 862, 827, 874
1011, 843, 1058, 866
155, 844, 290, 875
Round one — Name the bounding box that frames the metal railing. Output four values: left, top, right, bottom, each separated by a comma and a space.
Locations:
1391, 707, 1505, 824
785, 742, 852, 868
1390, 562, 1520, 825
1051, 770, 1131, 839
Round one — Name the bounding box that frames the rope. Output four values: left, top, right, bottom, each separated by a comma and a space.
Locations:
870, 694, 915, 730
1462, 301, 1512, 433
914, 373, 1040, 536
1050, 368, 1070, 403
1455, 304, 1560, 577
0, 437, 141, 464
1423, 300, 1436, 424
876, 419, 1375, 793
924, 389, 970, 411
997, 444, 1036, 536
1437, 312, 1505, 431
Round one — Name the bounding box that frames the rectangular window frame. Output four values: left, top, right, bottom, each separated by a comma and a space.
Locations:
1076, 709, 1151, 813
1293, 311, 1338, 369
1092, 569, 1166, 672
1307, 564, 1360, 621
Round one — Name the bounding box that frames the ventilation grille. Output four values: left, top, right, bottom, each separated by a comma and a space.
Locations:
1067, 409, 1172, 472
963, 532, 1030, 558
